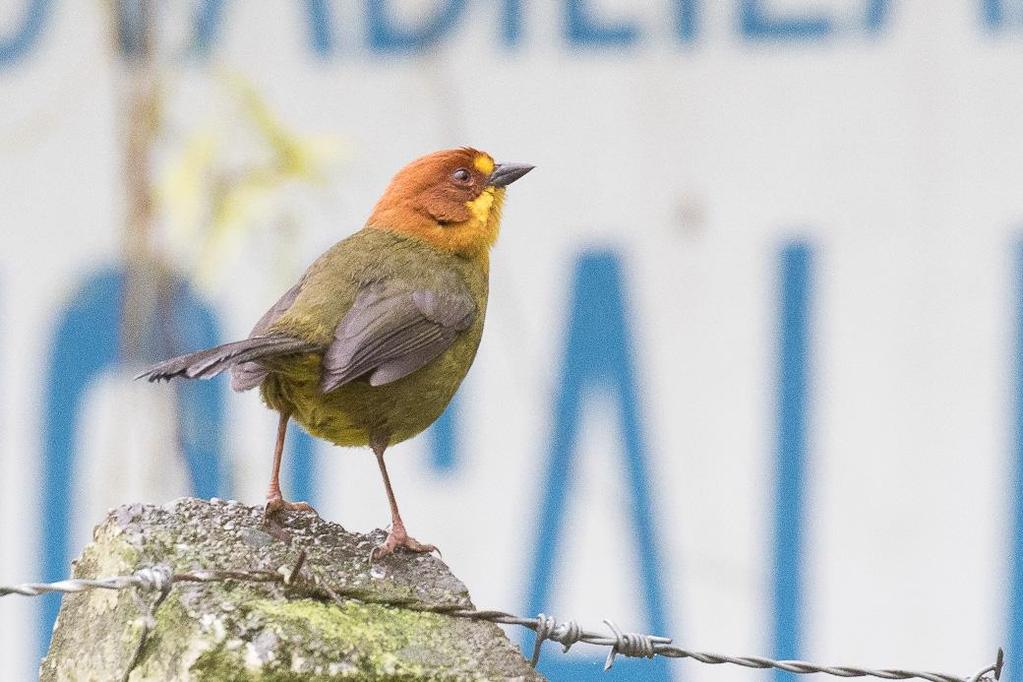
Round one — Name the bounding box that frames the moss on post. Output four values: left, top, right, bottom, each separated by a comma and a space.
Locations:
40, 498, 544, 681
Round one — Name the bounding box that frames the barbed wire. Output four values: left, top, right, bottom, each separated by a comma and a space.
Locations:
2, 551, 1004, 682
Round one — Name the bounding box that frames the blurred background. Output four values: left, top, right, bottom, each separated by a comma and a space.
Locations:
2, 1, 1022, 680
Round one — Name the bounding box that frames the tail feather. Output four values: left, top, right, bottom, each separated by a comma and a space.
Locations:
135, 335, 319, 383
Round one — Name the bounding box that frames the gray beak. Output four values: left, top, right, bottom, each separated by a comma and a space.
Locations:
489, 162, 535, 187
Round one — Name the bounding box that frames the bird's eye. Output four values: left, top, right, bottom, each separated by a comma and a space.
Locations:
452, 168, 472, 184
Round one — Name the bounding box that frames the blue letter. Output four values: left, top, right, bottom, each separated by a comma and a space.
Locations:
192, 0, 222, 55
1006, 241, 1023, 682
0, 0, 49, 66
368, 0, 466, 54
983, 0, 1001, 30
524, 250, 671, 680
772, 241, 814, 679
740, 0, 831, 41
675, 0, 699, 43
192, 0, 334, 57
428, 396, 460, 474
501, 0, 523, 47
39, 268, 227, 656
980, 0, 1023, 31
287, 423, 319, 505
864, 0, 890, 33
565, 0, 638, 47
305, 0, 334, 56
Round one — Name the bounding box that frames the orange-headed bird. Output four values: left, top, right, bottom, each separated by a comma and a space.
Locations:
138, 148, 533, 558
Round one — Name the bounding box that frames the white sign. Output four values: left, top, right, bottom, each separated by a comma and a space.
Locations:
2, 2, 1022, 680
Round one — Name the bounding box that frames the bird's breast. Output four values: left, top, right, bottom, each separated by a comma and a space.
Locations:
261, 318, 484, 448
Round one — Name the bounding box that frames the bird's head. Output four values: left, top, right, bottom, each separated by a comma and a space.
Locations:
367, 147, 533, 260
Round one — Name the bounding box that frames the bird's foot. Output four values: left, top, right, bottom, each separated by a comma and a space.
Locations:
264, 496, 318, 522
370, 527, 438, 561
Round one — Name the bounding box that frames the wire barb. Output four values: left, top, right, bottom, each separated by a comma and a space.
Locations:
1, 558, 1004, 682
602, 619, 665, 670
550, 617, 583, 653
965, 648, 1004, 682
130, 565, 173, 597
530, 613, 555, 667
121, 565, 174, 682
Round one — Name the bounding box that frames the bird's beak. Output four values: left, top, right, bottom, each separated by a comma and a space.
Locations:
489, 163, 535, 187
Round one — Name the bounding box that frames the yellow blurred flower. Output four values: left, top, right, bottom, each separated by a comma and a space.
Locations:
158, 72, 343, 286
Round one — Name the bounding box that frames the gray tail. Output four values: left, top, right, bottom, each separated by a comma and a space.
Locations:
135, 335, 318, 383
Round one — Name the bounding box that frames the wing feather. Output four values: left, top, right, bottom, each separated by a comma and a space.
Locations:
137, 335, 317, 383
320, 281, 475, 392
230, 282, 304, 391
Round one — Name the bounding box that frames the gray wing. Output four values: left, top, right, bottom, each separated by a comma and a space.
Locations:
230, 282, 303, 391
138, 335, 318, 383
320, 281, 476, 393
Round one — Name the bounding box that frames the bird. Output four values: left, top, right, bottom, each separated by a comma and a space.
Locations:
137, 148, 533, 559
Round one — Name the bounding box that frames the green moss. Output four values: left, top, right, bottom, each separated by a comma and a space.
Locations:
254, 599, 457, 678
192, 646, 275, 682
192, 645, 351, 682
259, 598, 442, 640
179, 598, 475, 680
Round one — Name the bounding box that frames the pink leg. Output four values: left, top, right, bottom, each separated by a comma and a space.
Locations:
264, 411, 317, 519
370, 439, 437, 560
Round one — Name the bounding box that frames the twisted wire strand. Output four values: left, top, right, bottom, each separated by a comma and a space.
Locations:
1, 563, 1004, 682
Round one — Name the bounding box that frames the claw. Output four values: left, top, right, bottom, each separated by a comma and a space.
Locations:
263, 496, 318, 523
370, 528, 438, 561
